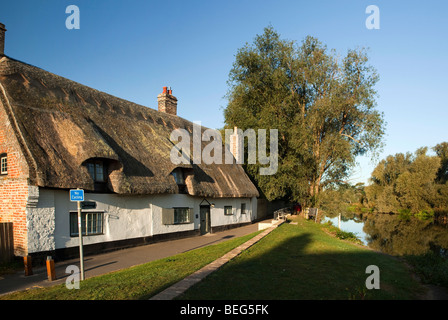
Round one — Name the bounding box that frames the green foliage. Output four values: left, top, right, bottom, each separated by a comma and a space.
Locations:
365, 144, 448, 215
224, 26, 385, 204
319, 182, 366, 216
335, 229, 361, 242
405, 251, 448, 287
398, 208, 412, 220
322, 221, 363, 244
433, 142, 448, 184
414, 209, 435, 221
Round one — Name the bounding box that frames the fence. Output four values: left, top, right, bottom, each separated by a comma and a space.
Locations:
0, 222, 14, 263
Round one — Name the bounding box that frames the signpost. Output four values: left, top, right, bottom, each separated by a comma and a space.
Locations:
70, 189, 85, 281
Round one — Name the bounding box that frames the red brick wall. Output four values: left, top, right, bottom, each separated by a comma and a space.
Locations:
0, 98, 31, 256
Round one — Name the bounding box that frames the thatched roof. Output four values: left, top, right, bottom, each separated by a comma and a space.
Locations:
0, 56, 259, 198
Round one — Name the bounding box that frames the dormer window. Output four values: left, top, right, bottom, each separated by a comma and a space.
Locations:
0, 154, 7, 175
86, 160, 105, 182
171, 167, 187, 194
83, 159, 109, 192
171, 168, 185, 185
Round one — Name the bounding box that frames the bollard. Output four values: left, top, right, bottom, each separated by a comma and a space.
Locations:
46, 256, 56, 281
23, 255, 33, 276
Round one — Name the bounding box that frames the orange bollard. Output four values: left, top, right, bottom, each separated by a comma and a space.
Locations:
23, 255, 33, 276
46, 256, 56, 281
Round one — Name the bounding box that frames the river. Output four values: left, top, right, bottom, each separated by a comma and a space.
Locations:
322, 212, 448, 256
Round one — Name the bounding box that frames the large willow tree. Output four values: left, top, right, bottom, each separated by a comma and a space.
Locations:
224, 26, 385, 205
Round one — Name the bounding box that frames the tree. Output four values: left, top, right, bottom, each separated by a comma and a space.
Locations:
319, 182, 366, 218
433, 142, 448, 184
224, 26, 385, 205
365, 146, 448, 214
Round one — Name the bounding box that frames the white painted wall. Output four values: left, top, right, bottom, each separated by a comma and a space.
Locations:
26, 187, 55, 253
27, 188, 258, 253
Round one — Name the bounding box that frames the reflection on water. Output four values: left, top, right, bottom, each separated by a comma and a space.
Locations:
322, 213, 448, 256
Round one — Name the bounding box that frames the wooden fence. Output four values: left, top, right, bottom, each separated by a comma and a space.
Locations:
0, 222, 14, 263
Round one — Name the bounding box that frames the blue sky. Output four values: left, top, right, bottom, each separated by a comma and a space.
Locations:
1, 1, 447, 184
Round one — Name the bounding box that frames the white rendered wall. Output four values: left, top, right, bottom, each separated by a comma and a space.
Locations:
26, 187, 56, 253
28, 188, 256, 252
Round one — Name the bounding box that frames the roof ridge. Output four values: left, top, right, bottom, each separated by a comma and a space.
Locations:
0, 55, 193, 125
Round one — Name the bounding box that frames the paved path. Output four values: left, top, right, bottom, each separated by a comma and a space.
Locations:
0, 219, 273, 297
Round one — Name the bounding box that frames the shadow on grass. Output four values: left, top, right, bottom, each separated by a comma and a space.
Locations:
178, 223, 424, 300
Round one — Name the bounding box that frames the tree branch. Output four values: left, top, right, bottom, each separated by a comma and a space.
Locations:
341, 133, 361, 143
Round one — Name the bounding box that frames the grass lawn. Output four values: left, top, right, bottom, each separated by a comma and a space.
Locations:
179, 217, 424, 300
0, 231, 261, 300
2, 217, 425, 300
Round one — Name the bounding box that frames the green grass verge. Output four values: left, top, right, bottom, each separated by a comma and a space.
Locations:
1, 231, 261, 300
179, 217, 424, 300
405, 252, 448, 287
2, 217, 427, 300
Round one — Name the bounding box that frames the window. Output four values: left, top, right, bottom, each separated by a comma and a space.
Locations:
224, 206, 233, 215
70, 212, 103, 236
171, 168, 185, 185
241, 203, 247, 214
162, 207, 193, 225
86, 160, 105, 182
174, 207, 191, 224
171, 168, 187, 194
0, 154, 7, 175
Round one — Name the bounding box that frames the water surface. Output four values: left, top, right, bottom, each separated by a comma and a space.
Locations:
322, 213, 448, 256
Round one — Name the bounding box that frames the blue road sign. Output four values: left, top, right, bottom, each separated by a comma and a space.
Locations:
70, 189, 84, 202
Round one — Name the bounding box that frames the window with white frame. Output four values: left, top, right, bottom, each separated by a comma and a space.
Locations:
174, 207, 191, 224
1, 154, 7, 175
70, 212, 103, 236
224, 206, 233, 215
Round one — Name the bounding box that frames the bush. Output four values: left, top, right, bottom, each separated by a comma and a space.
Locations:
335, 229, 361, 243
414, 209, 434, 221
398, 208, 412, 220
321, 221, 363, 245
405, 251, 448, 287
398, 208, 434, 221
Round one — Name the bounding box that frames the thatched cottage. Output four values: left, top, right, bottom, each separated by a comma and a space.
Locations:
0, 24, 259, 260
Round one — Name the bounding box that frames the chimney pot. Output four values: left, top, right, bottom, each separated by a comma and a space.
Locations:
158, 86, 178, 116
0, 23, 6, 56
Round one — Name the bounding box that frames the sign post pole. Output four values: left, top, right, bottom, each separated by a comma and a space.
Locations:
70, 188, 85, 281
77, 197, 85, 281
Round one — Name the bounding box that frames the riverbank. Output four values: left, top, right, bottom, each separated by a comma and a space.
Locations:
180, 216, 427, 299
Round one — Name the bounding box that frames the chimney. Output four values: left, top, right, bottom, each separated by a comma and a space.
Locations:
0, 23, 6, 56
157, 86, 178, 115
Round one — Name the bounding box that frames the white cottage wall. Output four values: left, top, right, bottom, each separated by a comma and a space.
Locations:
29, 188, 256, 253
